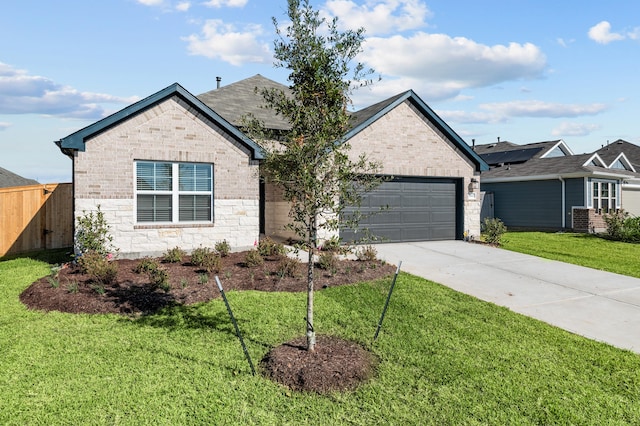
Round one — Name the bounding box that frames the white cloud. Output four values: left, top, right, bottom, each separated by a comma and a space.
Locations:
0, 121, 11, 131
137, 0, 164, 5
176, 2, 191, 11
438, 110, 505, 125
359, 32, 546, 100
0, 62, 138, 119
322, 0, 431, 35
551, 122, 601, 137
480, 100, 608, 118
588, 21, 625, 44
202, 0, 248, 7
183, 20, 271, 65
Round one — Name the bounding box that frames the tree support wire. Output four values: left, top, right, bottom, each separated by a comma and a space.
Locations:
373, 261, 402, 342
215, 276, 256, 375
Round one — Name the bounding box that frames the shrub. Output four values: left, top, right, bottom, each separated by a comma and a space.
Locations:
149, 268, 171, 292
201, 251, 222, 273
163, 246, 186, 263
75, 205, 117, 256
257, 237, 286, 257
481, 217, 507, 245
244, 249, 264, 267
355, 245, 378, 261
134, 257, 159, 274
317, 251, 337, 271
276, 257, 301, 278
604, 210, 640, 243
190, 246, 213, 267
78, 250, 118, 284
214, 240, 231, 257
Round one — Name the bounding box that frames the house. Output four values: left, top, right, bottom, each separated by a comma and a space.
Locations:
477, 139, 639, 232
594, 139, 640, 216
0, 166, 38, 188
56, 75, 488, 257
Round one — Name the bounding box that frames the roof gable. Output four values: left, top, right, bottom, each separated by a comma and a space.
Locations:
343, 90, 488, 172
56, 83, 264, 160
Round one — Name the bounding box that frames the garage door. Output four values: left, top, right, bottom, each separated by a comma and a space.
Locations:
340, 177, 459, 243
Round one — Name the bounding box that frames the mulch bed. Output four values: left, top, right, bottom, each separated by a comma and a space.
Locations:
20, 250, 396, 393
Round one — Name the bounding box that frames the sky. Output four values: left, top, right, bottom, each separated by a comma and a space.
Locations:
2, 0, 640, 183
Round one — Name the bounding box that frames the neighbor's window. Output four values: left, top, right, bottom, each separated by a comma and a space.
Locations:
136, 161, 213, 223
592, 180, 617, 213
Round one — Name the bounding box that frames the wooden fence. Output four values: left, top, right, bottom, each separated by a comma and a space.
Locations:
0, 183, 73, 257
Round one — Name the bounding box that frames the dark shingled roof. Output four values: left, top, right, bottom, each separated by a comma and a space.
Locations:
0, 166, 38, 188
197, 74, 292, 131
595, 139, 640, 170
482, 153, 638, 180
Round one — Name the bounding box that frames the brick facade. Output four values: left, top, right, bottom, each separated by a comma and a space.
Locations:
346, 101, 482, 238
572, 207, 609, 233
74, 96, 260, 257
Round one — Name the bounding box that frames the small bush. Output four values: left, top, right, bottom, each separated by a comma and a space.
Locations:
191, 246, 213, 267
134, 257, 159, 274
481, 217, 507, 245
276, 257, 301, 278
163, 246, 186, 263
214, 240, 231, 257
355, 245, 378, 261
78, 250, 118, 284
47, 276, 60, 288
198, 273, 208, 284
149, 268, 171, 292
75, 205, 117, 256
67, 281, 79, 294
604, 210, 640, 243
244, 249, 264, 267
317, 251, 337, 271
201, 251, 222, 273
257, 237, 286, 257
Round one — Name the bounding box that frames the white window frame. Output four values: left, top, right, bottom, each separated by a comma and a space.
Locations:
135, 161, 213, 224
590, 179, 619, 213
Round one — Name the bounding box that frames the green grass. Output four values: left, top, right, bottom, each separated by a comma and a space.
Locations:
1, 253, 639, 424
501, 231, 640, 278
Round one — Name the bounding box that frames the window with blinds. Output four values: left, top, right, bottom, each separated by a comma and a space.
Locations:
136, 161, 213, 223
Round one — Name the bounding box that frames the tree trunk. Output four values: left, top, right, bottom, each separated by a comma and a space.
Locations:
306, 220, 316, 352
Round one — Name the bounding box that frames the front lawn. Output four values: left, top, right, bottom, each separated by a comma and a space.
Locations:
1, 253, 639, 424
501, 231, 640, 278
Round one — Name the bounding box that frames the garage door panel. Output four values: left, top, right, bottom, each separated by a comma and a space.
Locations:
341, 178, 458, 243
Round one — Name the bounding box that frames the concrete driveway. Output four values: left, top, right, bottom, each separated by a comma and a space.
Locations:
374, 241, 640, 354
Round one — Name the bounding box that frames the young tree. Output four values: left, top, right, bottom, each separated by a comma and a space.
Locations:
248, 0, 383, 352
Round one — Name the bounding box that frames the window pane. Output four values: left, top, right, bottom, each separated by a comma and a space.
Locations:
179, 163, 212, 192
155, 163, 172, 191
137, 162, 172, 191
137, 195, 172, 222
179, 195, 211, 221
136, 162, 155, 190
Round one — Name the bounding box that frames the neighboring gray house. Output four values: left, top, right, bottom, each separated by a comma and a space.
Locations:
0, 166, 38, 188
56, 75, 488, 257
594, 139, 640, 217
477, 139, 639, 232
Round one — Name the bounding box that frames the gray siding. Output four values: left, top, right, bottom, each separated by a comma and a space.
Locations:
564, 178, 585, 227
481, 180, 563, 229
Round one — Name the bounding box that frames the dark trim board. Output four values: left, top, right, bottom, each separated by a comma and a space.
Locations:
341, 176, 462, 243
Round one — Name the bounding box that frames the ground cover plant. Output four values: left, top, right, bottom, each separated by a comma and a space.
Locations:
501, 231, 640, 278
2, 250, 639, 424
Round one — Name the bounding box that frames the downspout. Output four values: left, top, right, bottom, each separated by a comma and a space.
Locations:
559, 176, 566, 229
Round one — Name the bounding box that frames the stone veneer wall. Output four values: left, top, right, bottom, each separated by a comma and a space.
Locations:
73, 96, 260, 258
346, 101, 482, 239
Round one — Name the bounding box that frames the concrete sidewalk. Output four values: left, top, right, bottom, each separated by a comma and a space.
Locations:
374, 241, 640, 354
